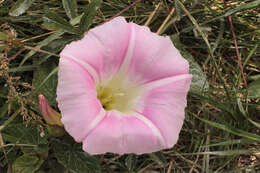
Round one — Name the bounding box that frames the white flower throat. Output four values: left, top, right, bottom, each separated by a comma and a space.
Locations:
96, 74, 142, 113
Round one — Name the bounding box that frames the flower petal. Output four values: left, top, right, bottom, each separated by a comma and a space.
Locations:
60, 17, 131, 82
82, 111, 164, 155
57, 58, 104, 142
135, 75, 192, 147
126, 23, 189, 84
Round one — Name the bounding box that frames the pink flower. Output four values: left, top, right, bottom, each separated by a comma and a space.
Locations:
57, 17, 192, 155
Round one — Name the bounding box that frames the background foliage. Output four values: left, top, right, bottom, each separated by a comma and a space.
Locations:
0, 0, 259, 172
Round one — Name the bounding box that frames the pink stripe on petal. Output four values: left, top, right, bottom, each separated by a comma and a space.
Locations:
57, 58, 102, 142
61, 54, 100, 83
140, 74, 192, 91
135, 76, 192, 147
127, 23, 189, 84
131, 112, 165, 146
60, 17, 131, 81
117, 23, 135, 75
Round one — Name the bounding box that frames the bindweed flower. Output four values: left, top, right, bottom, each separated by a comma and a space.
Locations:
57, 17, 192, 155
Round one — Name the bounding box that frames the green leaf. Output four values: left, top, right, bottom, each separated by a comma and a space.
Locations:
70, 13, 83, 26
32, 60, 58, 106
53, 140, 101, 173
9, 0, 35, 17
12, 155, 44, 173
224, 0, 260, 17
43, 8, 79, 34
79, 0, 102, 34
62, 0, 78, 19
2, 123, 47, 145
2, 122, 49, 157
248, 78, 260, 98
171, 35, 209, 93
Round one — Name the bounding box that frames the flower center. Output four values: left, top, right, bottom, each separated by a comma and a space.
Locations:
96, 75, 142, 113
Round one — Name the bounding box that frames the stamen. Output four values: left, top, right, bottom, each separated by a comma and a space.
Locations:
96, 76, 142, 113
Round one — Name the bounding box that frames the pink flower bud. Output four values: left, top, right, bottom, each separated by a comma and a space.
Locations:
38, 94, 63, 127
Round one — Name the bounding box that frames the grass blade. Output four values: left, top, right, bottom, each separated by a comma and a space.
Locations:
224, 0, 260, 17
202, 139, 254, 148
193, 114, 260, 142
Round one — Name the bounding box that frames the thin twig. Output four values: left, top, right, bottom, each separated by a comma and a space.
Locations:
23, 45, 59, 57
9, 48, 26, 61
21, 31, 56, 43
189, 144, 203, 173
157, 6, 175, 34
144, 1, 163, 26
175, 152, 201, 173
167, 161, 173, 173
